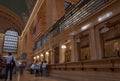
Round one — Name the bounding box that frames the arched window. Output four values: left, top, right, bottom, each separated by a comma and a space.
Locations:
3, 30, 18, 53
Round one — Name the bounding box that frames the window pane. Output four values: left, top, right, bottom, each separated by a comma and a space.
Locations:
3, 30, 18, 53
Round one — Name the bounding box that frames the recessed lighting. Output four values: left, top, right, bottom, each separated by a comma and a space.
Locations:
37, 55, 39, 58
98, 12, 112, 22
46, 52, 49, 55
33, 57, 36, 59
41, 54, 43, 57
81, 24, 91, 31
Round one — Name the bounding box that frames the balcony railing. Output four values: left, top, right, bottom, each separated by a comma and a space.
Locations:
34, 0, 112, 51
60, 0, 107, 32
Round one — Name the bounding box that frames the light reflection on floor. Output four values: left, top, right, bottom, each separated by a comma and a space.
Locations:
0, 71, 70, 81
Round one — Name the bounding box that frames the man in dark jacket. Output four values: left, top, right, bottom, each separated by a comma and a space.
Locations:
5, 53, 15, 81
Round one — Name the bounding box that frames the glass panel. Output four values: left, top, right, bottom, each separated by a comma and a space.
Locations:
3, 30, 18, 53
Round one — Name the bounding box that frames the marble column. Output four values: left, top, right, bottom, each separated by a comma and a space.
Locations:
89, 28, 97, 60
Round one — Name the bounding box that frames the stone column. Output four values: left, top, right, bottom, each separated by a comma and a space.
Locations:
89, 28, 97, 60
59, 43, 65, 63
17, 37, 22, 57
50, 48, 55, 64
71, 36, 78, 62
0, 34, 4, 53
26, 28, 33, 62
95, 27, 103, 59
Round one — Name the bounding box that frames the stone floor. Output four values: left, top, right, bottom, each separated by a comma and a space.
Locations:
0, 71, 69, 81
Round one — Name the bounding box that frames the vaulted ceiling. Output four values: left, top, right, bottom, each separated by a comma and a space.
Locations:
0, 0, 78, 35
0, 0, 36, 35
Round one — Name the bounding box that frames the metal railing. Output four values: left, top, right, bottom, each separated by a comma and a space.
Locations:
34, 0, 111, 51
60, 0, 107, 32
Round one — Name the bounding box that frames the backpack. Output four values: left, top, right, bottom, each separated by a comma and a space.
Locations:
10, 57, 16, 68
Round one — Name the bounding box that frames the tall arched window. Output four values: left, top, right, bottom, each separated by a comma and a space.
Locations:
3, 30, 18, 53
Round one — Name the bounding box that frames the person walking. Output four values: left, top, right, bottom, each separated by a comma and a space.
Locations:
30, 63, 35, 74
41, 60, 48, 77
34, 61, 40, 77
5, 53, 16, 81
40, 61, 43, 76
19, 62, 25, 75
0, 53, 6, 79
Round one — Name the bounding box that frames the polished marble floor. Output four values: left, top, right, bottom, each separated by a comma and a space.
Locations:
0, 71, 69, 81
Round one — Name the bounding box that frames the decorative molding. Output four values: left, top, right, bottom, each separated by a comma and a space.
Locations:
21, 0, 45, 37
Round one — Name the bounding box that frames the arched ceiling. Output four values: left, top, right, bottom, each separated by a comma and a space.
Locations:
0, 0, 30, 24
0, 0, 36, 35
0, 0, 79, 35
0, 5, 25, 35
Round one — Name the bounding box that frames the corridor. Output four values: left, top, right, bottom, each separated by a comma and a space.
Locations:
0, 0, 120, 81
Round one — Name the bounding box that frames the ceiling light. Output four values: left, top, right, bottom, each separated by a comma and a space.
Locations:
98, 12, 112, 22
61, 45, 66, 49
41, 54, 43, 57
33, 57, 36, 60
81, 24, 91, 31
37, 55, 39, 59
46, 52, 49, 55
